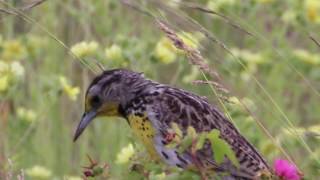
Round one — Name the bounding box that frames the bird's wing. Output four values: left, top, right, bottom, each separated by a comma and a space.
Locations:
147, 86, 271, 179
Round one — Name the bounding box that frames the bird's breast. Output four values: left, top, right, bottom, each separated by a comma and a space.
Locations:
127, 113, 160, 160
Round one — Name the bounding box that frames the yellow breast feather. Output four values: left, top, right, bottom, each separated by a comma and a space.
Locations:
127, 114, 160, 160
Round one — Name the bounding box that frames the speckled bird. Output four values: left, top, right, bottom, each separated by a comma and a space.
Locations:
73, 69, 272, 179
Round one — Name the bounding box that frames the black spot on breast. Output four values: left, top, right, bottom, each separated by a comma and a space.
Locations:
135, 112, 144, 117
161, 151, 169, 159
176, 154, 188, 165
161, 140, 167, 145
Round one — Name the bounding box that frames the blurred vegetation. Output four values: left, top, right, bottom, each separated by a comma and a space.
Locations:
0, 0, 320, 179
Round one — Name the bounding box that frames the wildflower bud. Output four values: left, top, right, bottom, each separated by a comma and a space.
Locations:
83, 170, 94, 177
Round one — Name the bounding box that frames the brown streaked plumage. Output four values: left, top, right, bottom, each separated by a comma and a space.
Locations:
74, 69, 272, 179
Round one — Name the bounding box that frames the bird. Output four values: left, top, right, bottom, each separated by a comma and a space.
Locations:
73, 69, 272, 180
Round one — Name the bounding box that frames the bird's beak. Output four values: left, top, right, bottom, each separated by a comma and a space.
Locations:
73, 110, 97, 142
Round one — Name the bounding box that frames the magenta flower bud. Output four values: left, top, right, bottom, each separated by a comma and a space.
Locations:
273, 159, 301, 180
84, 170, 94, 177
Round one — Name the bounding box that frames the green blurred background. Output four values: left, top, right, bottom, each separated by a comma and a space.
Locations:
0, 0, 319, 179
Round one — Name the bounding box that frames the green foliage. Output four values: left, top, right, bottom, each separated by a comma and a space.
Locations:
207, 130, 239, 167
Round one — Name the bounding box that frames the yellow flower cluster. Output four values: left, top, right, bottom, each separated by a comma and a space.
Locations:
281, 124, 320, 139
26, 165, 52, 179
0, 60, 25, 93
1, 40, 27, 61
17, 107, 37, 123
154, 32, 202, 64
231, 48, 266, 64
293, 49, 320, 65
71, 41, 98, 58
116, 143, 135, 164
281, 10, 298, 24
305, 0, 320, 24
105, 44, 124, 61
228, 96, 255, 112
59, 76, 80, 101
0, 37, 26, 93
154, 37, 177, 64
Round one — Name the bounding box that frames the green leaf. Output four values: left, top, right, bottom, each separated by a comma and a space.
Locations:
93, 167, 104, 176
195, 133, 207, 150
187, 126, 197, 139
171, 122, 183, 137
207, 130, 239, 167
178, 135, 193, 153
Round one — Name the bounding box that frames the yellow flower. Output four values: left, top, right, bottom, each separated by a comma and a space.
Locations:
177, 32, 202, 50
154, 43, 177, 64
293, 49, 320, 65
71, 41, 98, 58
10, 61, 25, 77
228, 96, 241, 105
0, 75, 9, 92
281, 10, 298, 24
308, 124, 320, 134
228, 96, 255, 111
116, 143, 135, 164
305, 0, 320, 23
59, 76, 80, 101
241, 50, 265, 64
154, 32, 202, 64
1, 40, 27, 61
230, 48, 265, 64
26, 165, 52, 179
17, 107, 37, 123
105, 44, 124, 61
282, 127, 306, 137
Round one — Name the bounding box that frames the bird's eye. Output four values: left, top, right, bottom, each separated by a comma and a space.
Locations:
91, 96, 101, 108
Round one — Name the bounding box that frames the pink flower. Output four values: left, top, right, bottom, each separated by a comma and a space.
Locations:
273, 159, 301, 180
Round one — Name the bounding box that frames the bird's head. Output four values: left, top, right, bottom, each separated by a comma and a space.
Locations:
73, 69, 148, 141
